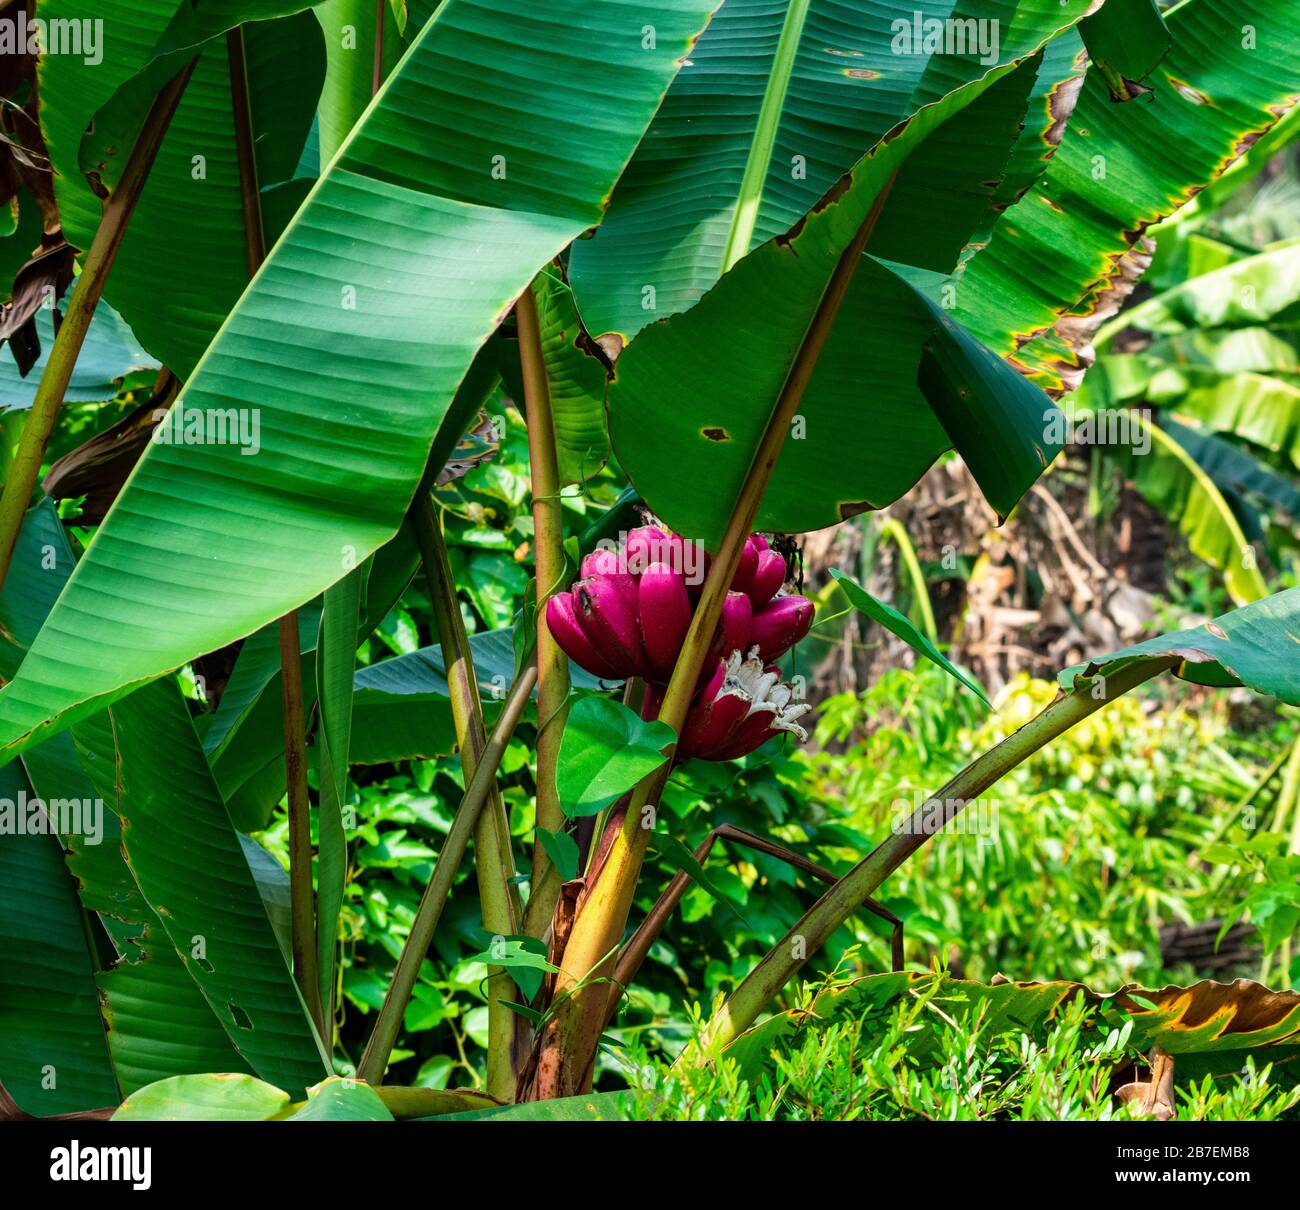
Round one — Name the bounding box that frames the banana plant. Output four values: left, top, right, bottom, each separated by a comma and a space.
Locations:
1077, 234, 1300, 603
1, 0, 1299, 1121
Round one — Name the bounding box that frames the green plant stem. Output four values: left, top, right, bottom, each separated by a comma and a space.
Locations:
680, 656, 1175, 1061
409, 493, 524, 1101
280, 613, 324, 1037
517, 282, 571, 938
878, 516, 937, 642
356, 657, 538, 1084
0, 62, 196, 591
528, 175, 898, 1099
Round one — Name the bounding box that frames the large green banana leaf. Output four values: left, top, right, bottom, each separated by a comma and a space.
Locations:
1060, 585, 1300, 703
954, 0, 1300, 389
3, 514, 384, 1086
26, 717, 257, 1097
1158, 416, 1300, 532
1085, 238, 1300, 472
1077, 0, 1169, 100
606, 0, 1099, 546
0, 0, 722, 765
39, 0, 326, 377
962, 29, 1086, 261
1146, 107, 1300, 288
1075, 231, 1300, 593
569, 0, 1089, 342
0, 759, 119, 1115
1170, 413, 1300, 527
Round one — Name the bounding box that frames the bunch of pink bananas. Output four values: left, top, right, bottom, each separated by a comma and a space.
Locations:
546, 525, 814, 760
642, 648, 813, 760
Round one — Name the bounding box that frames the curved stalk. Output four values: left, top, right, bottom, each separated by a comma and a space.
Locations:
682, 656, 1176, 1060
877, 517, 937, 642
1140, 416, 1269, 606
409, 493, 524, 1101
517, 282, 572, 938
527, 175, 898, 1099
356, 658, 538, 1084
0, 62, 196, 590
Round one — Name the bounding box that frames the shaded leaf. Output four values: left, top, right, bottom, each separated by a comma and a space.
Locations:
0, 294, 155, 410
40, 0, 325, 376
0, 760, 119, 1115
83, 679, 330, 1094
